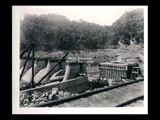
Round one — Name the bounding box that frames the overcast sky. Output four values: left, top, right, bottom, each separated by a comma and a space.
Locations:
17, 6, 144, 26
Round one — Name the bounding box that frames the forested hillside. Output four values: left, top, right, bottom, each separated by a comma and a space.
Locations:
20, 8, 144, 52
111, 8, 144, 45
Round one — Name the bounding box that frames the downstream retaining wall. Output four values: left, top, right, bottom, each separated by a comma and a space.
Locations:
20, 77, 89, 95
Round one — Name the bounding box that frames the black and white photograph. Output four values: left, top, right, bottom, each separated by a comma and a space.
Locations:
12, 5, 148, 114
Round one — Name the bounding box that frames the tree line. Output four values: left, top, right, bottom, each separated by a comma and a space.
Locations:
20, 9, 144, 52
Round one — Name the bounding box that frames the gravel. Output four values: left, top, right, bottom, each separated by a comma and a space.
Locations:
51, 81, 144, 107
125, 100, 144, 107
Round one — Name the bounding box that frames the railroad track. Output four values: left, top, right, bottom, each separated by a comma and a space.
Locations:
115, 95, 144, 107
31, 78, 144, 107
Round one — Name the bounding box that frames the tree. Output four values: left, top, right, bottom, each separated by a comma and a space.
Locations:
20, 9, 144, 51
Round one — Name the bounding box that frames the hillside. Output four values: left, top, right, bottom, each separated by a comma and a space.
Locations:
20, 8, 144, 51
111, 8, 144, 45
113, 8, 144, 27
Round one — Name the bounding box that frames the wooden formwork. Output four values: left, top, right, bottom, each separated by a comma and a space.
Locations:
99, 62, 139, 81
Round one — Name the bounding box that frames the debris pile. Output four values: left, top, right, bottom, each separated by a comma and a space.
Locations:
20, 88, 77, 107
89, 79, 108, 90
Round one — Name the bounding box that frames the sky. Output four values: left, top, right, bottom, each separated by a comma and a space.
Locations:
17, 6, 144, 26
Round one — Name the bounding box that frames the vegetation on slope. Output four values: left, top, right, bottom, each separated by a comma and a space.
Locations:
20, 8, 144, 52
